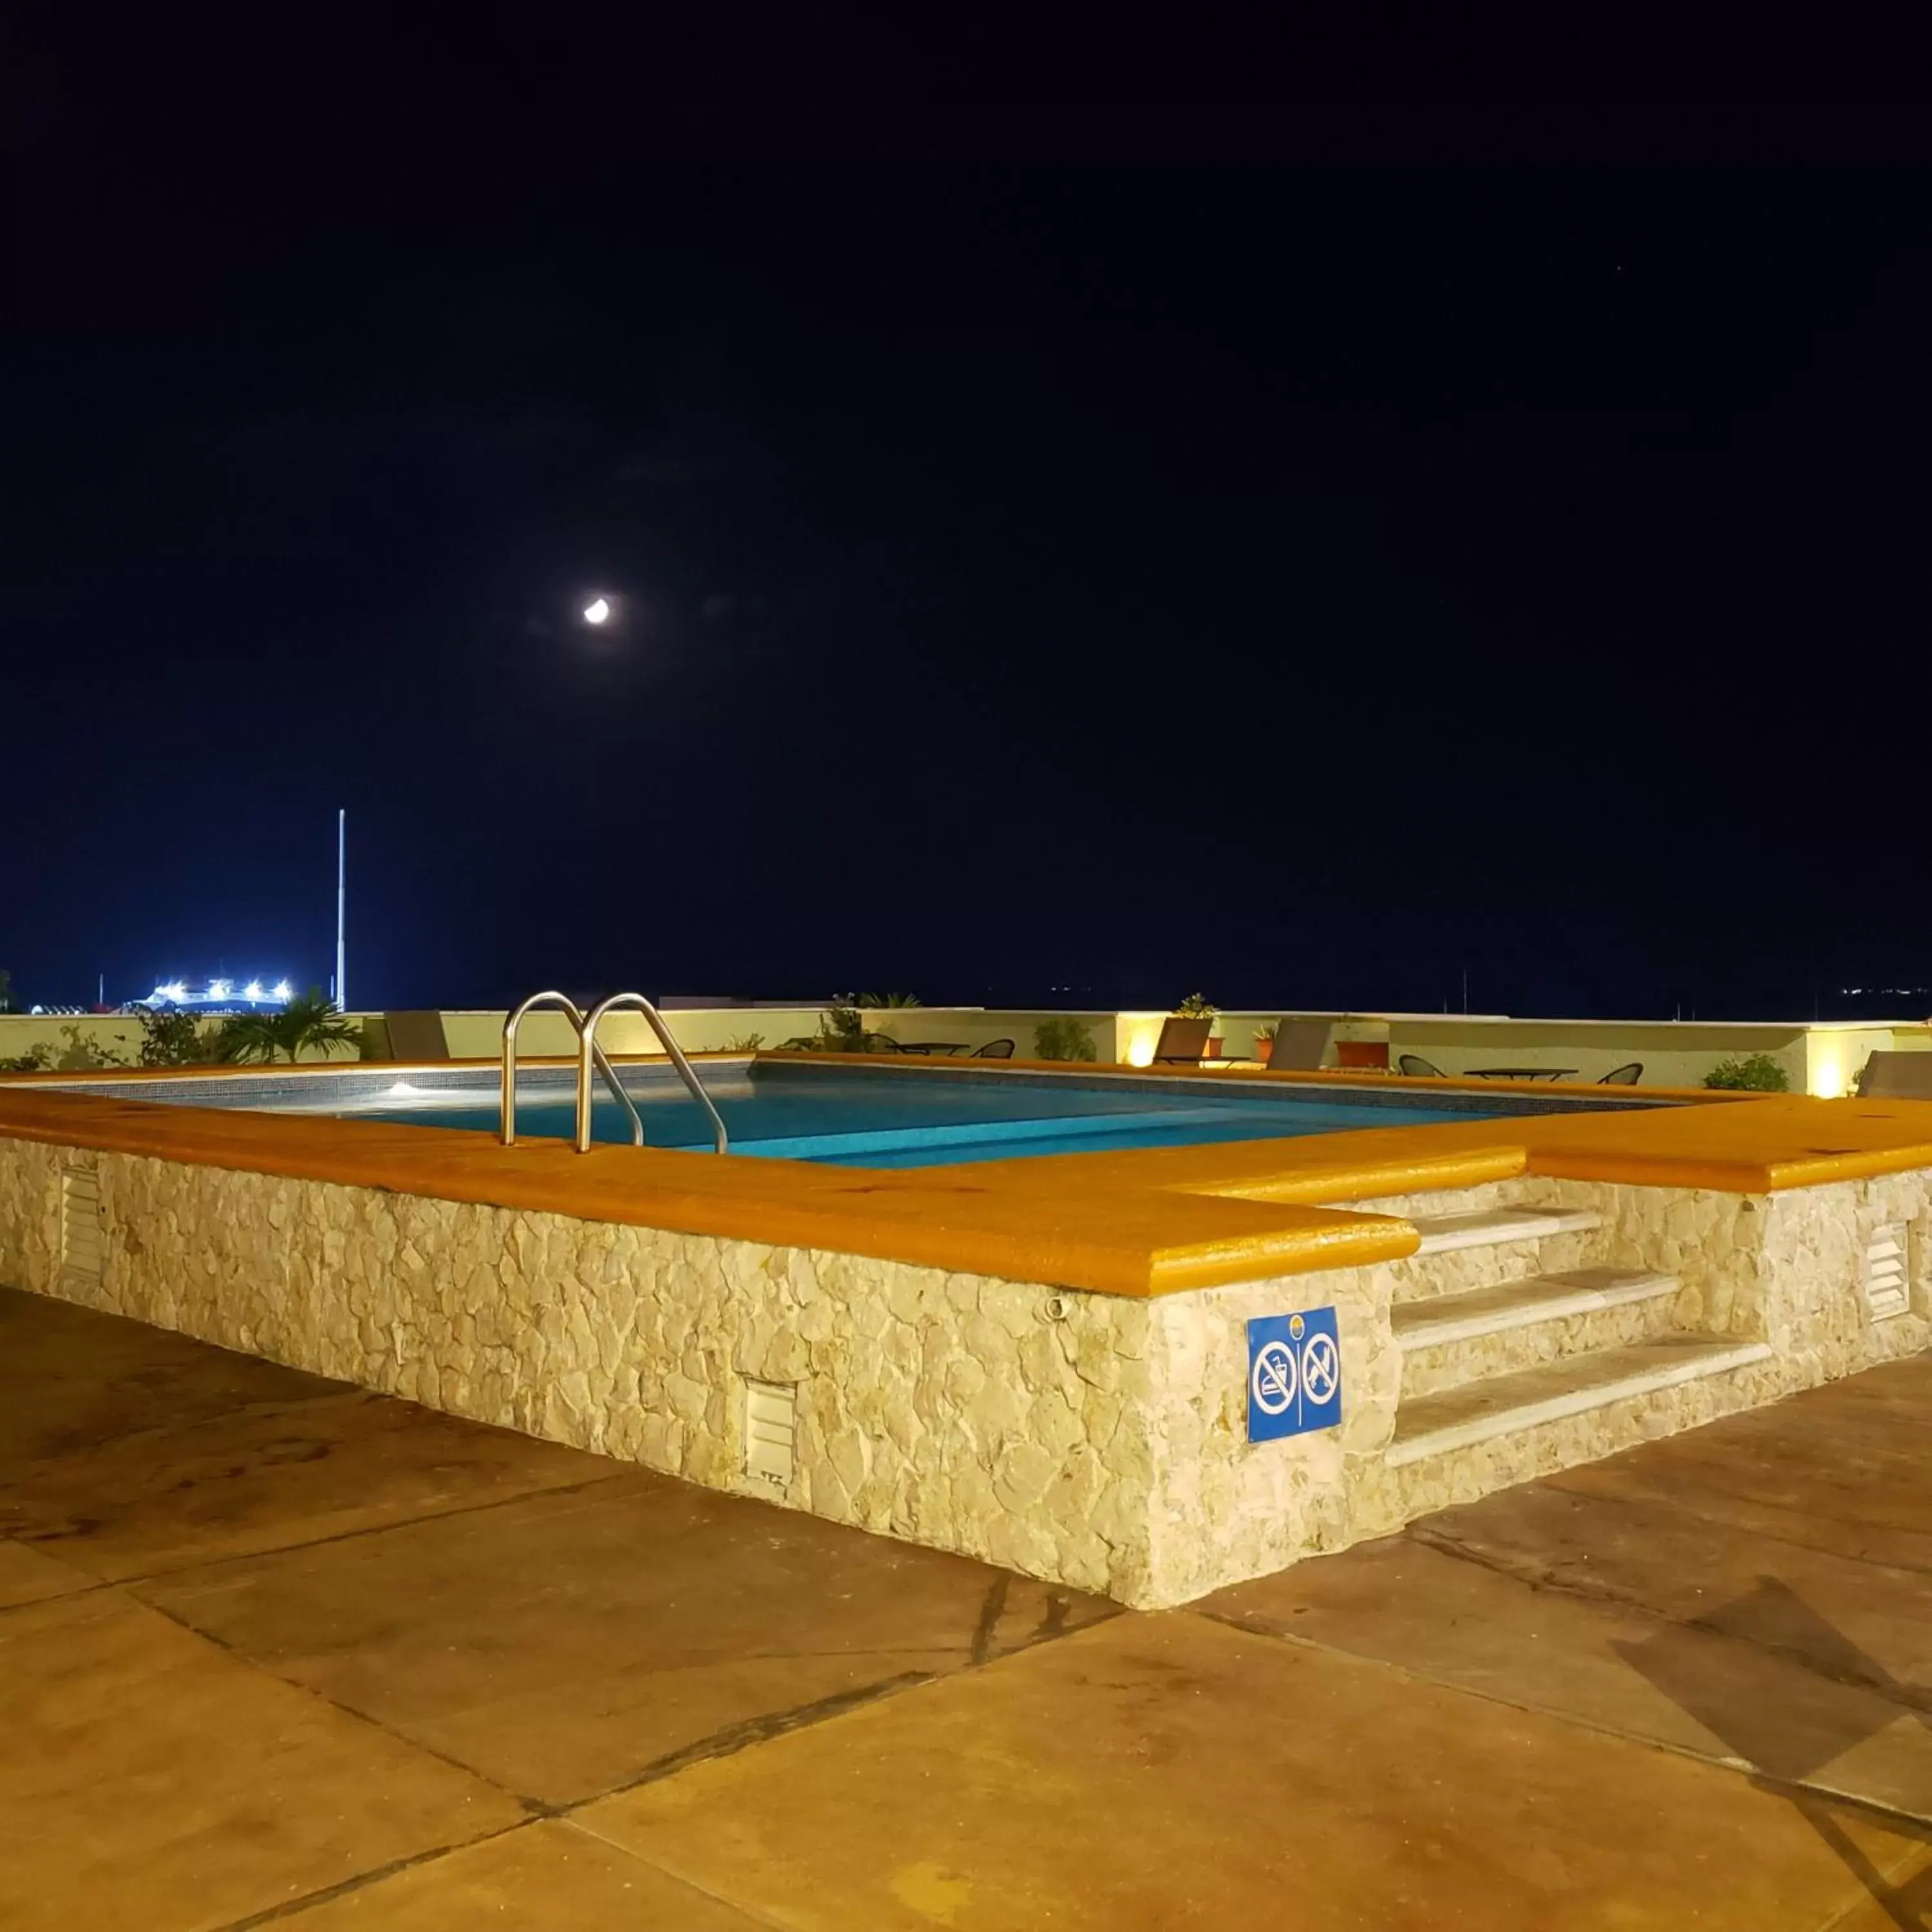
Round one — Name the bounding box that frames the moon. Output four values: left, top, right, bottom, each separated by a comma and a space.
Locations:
583, 596, 611, 625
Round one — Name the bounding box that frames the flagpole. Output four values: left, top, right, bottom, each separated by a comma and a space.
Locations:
335, 810, 346, 1010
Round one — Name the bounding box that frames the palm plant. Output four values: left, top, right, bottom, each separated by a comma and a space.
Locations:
855, 991, 922, 1008
217, 989, 360, 1065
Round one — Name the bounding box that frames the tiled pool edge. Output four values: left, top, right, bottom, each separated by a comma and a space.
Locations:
5, 1131, 1928, 1607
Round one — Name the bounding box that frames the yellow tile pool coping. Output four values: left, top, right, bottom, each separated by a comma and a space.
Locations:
5, 1054, 1932, 1297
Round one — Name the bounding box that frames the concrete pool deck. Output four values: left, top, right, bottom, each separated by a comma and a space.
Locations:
8, 1282, 1932, 1929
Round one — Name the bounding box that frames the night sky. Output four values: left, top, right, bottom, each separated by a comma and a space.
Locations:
5, 21, 1926, 1019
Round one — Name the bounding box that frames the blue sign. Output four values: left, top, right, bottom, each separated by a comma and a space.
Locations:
1247, 1307, 1342, 1442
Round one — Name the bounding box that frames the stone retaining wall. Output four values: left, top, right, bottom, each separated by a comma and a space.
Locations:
0, 1137, 1179, 1600
2, 1132, 1926, 1607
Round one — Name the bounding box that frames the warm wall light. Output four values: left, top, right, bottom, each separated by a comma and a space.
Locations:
1122, 1014, 1164, 1068
1812, 1052, 1845, 1099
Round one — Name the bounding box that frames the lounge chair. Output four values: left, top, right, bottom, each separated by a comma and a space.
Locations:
1148, 1016, 1214, 1065
1397, 1053, 1446, 1079
384, 1011, 452, 1062
1265, 1019, 1332, 1073
1857, 1052, 1932, 1099
972, 1038, 1016, 1059
1598, 1061, 1643, 1085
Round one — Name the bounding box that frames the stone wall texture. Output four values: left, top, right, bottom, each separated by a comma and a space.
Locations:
2, 1132, 1927, 1608
0, 1138, 1172, 1598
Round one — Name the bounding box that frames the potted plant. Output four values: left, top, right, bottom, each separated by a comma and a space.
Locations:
1252, 1019, 1280, 1065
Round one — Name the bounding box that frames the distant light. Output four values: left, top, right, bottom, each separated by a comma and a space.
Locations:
207, 979, 232, 999
583, 596, 611, 625
271, 980, 293, 1001
243, 980, 264, 1000
155, 981, 188, 1003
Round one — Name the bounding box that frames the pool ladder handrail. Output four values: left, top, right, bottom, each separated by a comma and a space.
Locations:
576, 992, 730, 1155
500, 991, 645, 1150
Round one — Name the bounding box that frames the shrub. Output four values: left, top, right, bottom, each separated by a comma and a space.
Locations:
1704, 1053, 1790, 1092
138, 1008, 214, 1068
56, 1025, 129, 1070
0, 1046, 50, 1074
1033, 1016, 1098, 1063
722, 1032, 766, 1053
1175, 992, 1218, 1018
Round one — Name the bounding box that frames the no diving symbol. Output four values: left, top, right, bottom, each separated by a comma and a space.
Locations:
1245, 1307, 1343, 1441
1250, 1340, 1298, 1416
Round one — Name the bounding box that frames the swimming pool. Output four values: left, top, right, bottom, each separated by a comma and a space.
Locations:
65, 1061, 1660, 1168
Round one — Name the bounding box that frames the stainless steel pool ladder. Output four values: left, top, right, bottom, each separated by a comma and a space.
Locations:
501, 992, 642, 1150
498, 990, 730, 1155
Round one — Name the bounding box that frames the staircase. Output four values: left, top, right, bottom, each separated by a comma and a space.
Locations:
1371, 1204, 1772, 1524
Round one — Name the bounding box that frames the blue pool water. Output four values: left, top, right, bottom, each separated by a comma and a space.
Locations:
109, 1062, 1649, 1168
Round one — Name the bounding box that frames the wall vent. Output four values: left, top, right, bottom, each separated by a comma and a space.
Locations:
59, 1165, 104, 1288
1866, 1224, 1910, 1321
744, 1378, 798, 1488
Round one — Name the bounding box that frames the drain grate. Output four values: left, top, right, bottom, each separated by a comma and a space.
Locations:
1866, 1224, 1910, 1321
59, 1164, 104, 1288
744, 1378, 797, 1488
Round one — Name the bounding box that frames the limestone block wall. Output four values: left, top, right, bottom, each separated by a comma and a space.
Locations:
3, 1128, 1929, 1609
0, 1135, 59, 1296
0, 1136, 1180, 1601
1141, 1264, 1399, 1605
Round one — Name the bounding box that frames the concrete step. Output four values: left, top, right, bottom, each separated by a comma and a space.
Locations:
1394, 1268, 1682, 1398
1392, 1205, 1607, 1306
1410, 1206, 1602, 1255
1387, 1336, 1772, 1468
1395, 1266, 1678, 1350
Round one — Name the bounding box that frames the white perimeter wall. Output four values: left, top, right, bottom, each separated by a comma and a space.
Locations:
3, 1005, 1929, 1094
